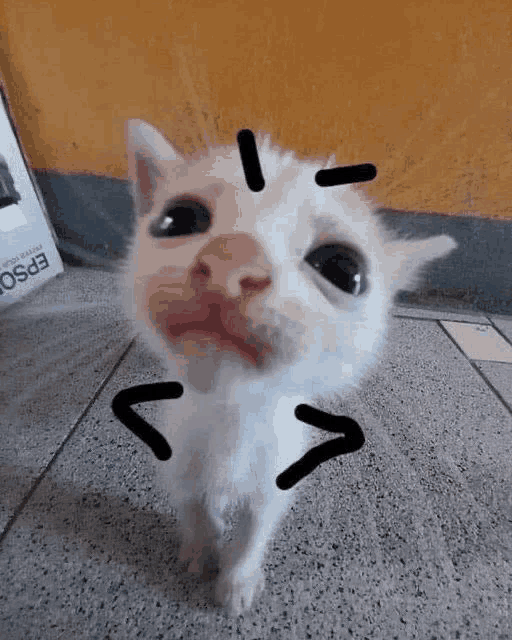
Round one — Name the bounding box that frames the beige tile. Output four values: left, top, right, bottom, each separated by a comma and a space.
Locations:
440, 321, 512, 363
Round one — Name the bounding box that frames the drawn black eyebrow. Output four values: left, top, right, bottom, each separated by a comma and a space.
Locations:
237, 129, 265, 192
237, 128, 377, 190
315, 163, 377, 187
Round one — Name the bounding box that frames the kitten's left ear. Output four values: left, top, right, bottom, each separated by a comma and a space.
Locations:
125, 119, 184, 215
386, 234, 458, 292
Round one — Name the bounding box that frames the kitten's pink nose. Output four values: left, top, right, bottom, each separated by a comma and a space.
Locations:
193, 234, 272, 298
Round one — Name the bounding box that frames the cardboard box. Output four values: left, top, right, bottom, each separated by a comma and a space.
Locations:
0, 77, 63, 310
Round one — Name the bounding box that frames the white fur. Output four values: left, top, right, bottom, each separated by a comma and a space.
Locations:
121, 119, 457, 614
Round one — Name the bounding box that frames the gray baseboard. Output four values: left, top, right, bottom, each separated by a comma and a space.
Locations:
377, 208, 512, 315
33, 170, 512, 316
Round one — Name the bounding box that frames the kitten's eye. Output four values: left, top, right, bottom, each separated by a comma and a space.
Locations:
305, 243, 367, 295
150, 198, 211, 238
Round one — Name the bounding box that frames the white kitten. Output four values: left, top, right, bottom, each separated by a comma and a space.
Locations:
121, 119, 456, 614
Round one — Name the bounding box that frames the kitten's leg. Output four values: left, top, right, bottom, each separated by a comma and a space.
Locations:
170, 439, 226, 577
177, 497, 224, 578
214, 396, 309, 613
215, 487, 294, 614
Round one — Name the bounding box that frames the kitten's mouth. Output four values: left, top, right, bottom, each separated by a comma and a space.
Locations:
155, 298, 274, 367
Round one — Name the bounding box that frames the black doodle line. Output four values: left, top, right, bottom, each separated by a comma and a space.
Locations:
237, 129, 265, 192
236, 128, 377, 190
111, 384, 365, 490
315, 163, 377, 187
275, 404, 365, 490
111, 382, 183, 461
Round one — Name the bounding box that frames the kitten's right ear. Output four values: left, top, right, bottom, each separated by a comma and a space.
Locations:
125, 119, 184, 215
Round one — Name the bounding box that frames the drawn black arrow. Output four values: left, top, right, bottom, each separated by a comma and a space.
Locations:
112, 384, 364, 489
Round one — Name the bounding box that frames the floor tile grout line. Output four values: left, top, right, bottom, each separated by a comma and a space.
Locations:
437, 321, 512, 417
395, 310, 512, 358
0, 337, 137, 549
486, 314, 512, 349
469, 365, 512, 415
437, 313, 512, 362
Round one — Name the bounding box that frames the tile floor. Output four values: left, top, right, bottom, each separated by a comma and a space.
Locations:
1, 267, 511, 639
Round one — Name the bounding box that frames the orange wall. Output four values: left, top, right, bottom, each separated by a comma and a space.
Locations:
1, 0, 512, 219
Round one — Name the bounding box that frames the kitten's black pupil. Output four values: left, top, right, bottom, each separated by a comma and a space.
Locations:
305, 244, 365, 295
151, 198, 211, 238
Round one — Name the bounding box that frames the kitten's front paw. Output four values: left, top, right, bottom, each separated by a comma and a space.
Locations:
178, 542, 202, 573
215, 567, 265, 615
178, 540, 219, 580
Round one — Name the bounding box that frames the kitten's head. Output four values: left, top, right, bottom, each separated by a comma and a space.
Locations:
123, 120, 456, 396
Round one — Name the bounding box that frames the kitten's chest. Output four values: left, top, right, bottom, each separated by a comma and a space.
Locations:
159, 392, 312, 479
